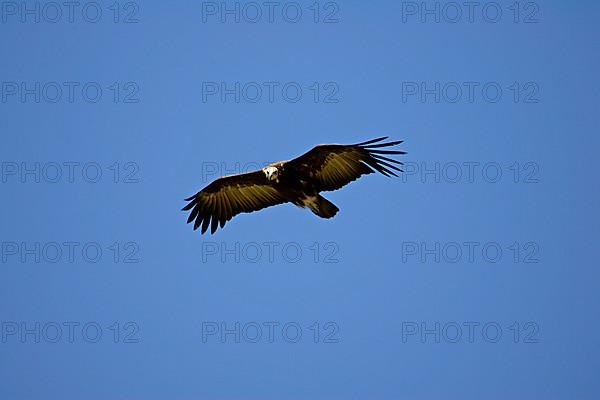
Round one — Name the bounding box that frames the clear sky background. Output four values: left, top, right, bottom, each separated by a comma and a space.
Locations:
1, 1, 599, 399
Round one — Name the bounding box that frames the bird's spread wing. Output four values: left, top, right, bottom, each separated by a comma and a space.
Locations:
182, 170, 288, 234
286, 137, 406, 191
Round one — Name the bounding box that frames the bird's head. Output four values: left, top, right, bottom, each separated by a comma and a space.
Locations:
263, 166, 279, 182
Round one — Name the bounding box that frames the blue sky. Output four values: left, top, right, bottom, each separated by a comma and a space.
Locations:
1, 1, 599, 398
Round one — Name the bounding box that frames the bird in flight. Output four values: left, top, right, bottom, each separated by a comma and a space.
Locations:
182, 137, 405, 234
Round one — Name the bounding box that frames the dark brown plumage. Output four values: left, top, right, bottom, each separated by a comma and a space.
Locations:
182, 137, 405, 234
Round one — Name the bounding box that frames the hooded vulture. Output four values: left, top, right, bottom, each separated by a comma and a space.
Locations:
182, 137, 406, 234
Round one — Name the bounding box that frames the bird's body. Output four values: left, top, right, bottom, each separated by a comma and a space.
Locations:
183, 137, 405, 234
261, 160, 339, 218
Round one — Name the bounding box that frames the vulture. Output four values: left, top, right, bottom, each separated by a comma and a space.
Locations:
182, 137, 406, 234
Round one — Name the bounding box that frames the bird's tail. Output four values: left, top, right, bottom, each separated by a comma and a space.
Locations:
306, 195, 339, 219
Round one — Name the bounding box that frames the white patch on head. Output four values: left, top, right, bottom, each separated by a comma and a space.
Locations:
263, 166, 279, 181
